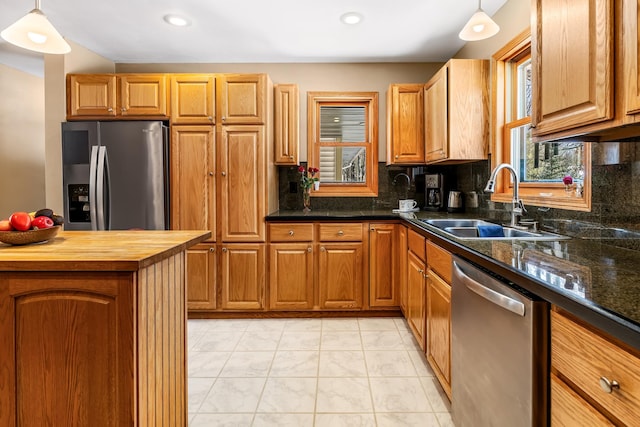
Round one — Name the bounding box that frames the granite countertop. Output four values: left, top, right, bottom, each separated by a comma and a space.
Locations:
267, 209, 640, 349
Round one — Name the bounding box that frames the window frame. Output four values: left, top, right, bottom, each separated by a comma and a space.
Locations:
307, 91, 379, 197
491, 29, 592, 212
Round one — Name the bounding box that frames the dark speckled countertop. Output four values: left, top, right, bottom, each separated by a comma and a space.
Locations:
267, 209, 640, 350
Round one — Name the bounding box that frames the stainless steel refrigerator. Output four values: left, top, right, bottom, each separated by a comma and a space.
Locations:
62, 121, 169, 230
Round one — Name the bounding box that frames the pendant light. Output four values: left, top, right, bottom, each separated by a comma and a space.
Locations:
1, 0, 71, 54
458, 0, 500, 42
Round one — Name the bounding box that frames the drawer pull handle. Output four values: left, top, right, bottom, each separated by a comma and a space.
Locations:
289, 230, 294, 236
599, 377, 620, 394
337, 231, 344, 236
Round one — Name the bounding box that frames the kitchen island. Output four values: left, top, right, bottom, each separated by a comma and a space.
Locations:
0, 230, 210, 427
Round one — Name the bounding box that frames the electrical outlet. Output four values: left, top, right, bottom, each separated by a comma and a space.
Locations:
289, 182, 298, 193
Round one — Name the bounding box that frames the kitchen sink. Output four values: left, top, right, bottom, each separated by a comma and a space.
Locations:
421, 219, 569, 241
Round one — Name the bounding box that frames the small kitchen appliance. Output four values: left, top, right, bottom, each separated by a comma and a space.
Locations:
423, 173, 445, 211
447, 190, 464, 213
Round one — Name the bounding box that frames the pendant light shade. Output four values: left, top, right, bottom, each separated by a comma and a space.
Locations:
459, 0, 500, 42
1, 0, 71, 54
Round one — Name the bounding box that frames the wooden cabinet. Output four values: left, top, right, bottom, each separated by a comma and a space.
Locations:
386, 84, 425, 165
406, 229, 426, 349
398, 225, 408, 315
170, 74, 215, 125
170, 126, 216, 236
268, 223, 314, 310
318, 242, 364, 310
219, 243, 265, 310
531, 0, 614, 138
274, 84, 299, 165
217, 74, 267, 125
219, 125, 266, 242
424, 59, 489, 164
186, 243, 216, 310
624, 0, 640, 117
551, 308, 640, 425
425, 240, 452, 400
369, 223, 398, 308
66, 74, 168, 119
551, 373, 614, 426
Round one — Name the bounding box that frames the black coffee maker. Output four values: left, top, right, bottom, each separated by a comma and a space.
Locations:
423, 173, 445, 211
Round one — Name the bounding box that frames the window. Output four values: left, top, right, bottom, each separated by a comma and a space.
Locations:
307, 92, 378, 197
492, 30, 591, 211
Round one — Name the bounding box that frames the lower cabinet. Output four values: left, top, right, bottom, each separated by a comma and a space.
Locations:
318, 242, 364, 310
369, 223, 399, 308
186, 243, 217, 310
219, 243, 265, 310
551, 372, 614, 426
407, 229, 427, 349
269, 242, 314, 310
398, 225, 408, 315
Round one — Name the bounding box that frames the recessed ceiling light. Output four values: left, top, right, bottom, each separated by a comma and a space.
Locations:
163, 14, 191, 27
340, 12, 363, 25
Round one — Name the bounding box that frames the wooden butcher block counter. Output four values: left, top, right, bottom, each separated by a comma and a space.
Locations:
0, 230, 210, 427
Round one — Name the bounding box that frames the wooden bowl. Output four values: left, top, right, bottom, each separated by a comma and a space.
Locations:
0, 226, 61, 246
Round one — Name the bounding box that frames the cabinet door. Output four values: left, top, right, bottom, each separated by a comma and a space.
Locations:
186, 243, 216, 310
424, 67, 448, 162
66, 74, 117, 118
171, 74, 215, 125
387, 84, 425, 164
170, 126, 216, 236
219, 125, 266, 242
551, 373, 614, 426
426, 270, 451, 399
532, 0, 613, 135
398, 225, 408, 314
624, 0, 640, 116
269, 243, 314, 310
318, 242, 364, 310
407, 250, 426, 350
220, 244, 265, 310
274, 84, 299, 165
217, 74, 266, 125
369, 223, 398, 308
118, 74, 168, 116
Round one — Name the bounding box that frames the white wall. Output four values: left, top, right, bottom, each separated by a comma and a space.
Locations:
0, 64, 45, 218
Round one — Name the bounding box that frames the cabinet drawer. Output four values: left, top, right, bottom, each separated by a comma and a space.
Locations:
408, 229, 426, 260
426, 240, 452, 283
318, 223, 363, 241
551, 310, 640, 425
551, 373, 614, 426
269, 223, 313, 242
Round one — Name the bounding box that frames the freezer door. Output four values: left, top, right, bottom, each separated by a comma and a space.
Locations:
99, 121, 168, 230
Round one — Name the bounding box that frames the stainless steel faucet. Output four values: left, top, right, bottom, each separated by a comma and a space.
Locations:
484, 163, 527, 228
393, 173, 411, 187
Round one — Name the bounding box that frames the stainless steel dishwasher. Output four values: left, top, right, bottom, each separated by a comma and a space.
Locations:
451, 256, 549, 426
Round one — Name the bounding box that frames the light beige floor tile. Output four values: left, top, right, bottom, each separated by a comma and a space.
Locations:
419, 377, 451, 413
188, 351, 231, 377
316, 377, 374, 413
357, 317, 399, 331
191, 331, 243, 352
436, 411, 455, 427
393, 317, 411, 332
376, 412, 440, 426
257, 378, 317, 413
283, 318, 323, 331
407, 350, 434, 377
269, 350, 319, 377
188, 319, 212, 336
207, 319, 253, 332
219, 351, 274, 377
318, 350, 367, 377
246, 319, 288, 333
252, 413, 314, 426
235, 331, 282, 351
321, 331, 363, 350
189, 413, 253, 426
399, 330, 424, 351
369, 377, 431, 412
187, 377, 215, 413
314, 413, 376, 427
278, 330, 321, 350
361, 330, 404, 350
199, 377, 266, 413
321, 318, 360, 331
364, 350, 417, 377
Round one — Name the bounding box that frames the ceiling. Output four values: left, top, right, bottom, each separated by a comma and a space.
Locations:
0, 0, 507, 76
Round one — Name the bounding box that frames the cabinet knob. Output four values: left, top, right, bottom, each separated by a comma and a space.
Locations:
107, 107, 113, 112
289, 230, 294, 236
370, 227, 375, 232
337, 231, 344, 236
418, 269, 424, 274
395, 155, 399, 159
599, 377, 620, 394
208, 116, 213, 122
121, 107, 127, 112
209, 172, 214, 176
307, 246, 312, 253
320, 247, 326, 252
222, 247, 228, 253
209, 247, 215, 253
289, 155, 294, 159
221, 171, 226, 176
222, 116, 226, 122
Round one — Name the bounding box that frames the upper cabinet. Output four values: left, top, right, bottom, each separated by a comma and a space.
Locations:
424, 59, 489, 164
170, 74, 216, 125
386, 84, 425, 165
216, 74, 267, 125
532, 0, 640, 142
274, 84, 300, 165
67, 74, 168, 119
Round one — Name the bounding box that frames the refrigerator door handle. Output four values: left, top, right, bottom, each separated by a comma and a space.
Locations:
89, 145, 99, 230
96, 146, 111, 230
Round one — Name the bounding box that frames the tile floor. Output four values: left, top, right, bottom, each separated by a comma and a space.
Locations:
187, 317, 453, 426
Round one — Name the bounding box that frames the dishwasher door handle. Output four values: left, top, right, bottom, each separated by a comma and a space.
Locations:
453, 261, 526, 317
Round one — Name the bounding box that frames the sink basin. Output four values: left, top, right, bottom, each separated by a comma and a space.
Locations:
421, 219, 569, 241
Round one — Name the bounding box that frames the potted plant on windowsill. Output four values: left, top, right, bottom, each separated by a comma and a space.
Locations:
298, 166, 319, 212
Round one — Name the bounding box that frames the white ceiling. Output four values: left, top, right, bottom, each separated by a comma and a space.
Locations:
0, 0, 507, 76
